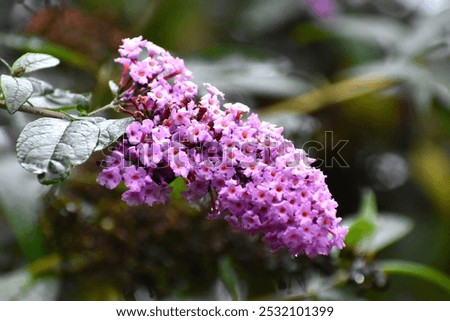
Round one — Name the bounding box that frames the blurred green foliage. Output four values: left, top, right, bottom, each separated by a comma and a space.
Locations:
0, 0, 449, 300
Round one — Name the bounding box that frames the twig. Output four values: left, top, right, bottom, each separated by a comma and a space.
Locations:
0, 101, 72, 120
87, 103, 117, 116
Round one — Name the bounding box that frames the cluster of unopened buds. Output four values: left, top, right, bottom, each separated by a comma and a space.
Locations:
97, 36, 348, 258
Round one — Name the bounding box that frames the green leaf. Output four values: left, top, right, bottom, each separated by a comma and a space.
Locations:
0, 269, 31, 300
239, 0, 305, 36
291, 23, 332, 45
344, 214, 414, 255
324, 15, 407, 50
345, 190, 378, 248
28, 89, 90, 110
18, 277, 59, 300
398, 9, 450, 58
359, 189, 377, 221
11, 53, 60, 75
218, 256, 242, 301
169, 176, 187, 200
0, 75, 33, 114
344, 190, 413, 254
380, 260, 450, 295
0, 269, 59, 300
347, 60, 445, 110
94, 117, 133, 151
25, 77, 53, 96
344, 219, 376, 249
16, 118, 100, 184
188, 55, 312, 98
1, 34, 96, 72
367, 214, 413, 253
0, 155, 47, 261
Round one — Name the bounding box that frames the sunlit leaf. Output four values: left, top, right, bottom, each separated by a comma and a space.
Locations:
16, 118, 100, 184
12, 53, 59, 75
0, 75, 33, 114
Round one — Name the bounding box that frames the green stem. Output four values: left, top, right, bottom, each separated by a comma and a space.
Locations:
88, 103, 117, 116
380, 259, 450, 294
0, 57, 12, 73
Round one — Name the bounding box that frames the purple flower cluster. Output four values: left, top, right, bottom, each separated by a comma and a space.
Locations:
97, 36, 348, 257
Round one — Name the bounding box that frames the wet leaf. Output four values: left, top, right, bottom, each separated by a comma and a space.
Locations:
25, 77, 53, 96
28, 89, 90, 110
16, 118, 99, 184
12, 53, 59, 75
0, 75, 33, 114
94, 117, 133, 151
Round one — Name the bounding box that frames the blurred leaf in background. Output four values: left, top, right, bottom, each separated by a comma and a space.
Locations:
0, 0, 449, 301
